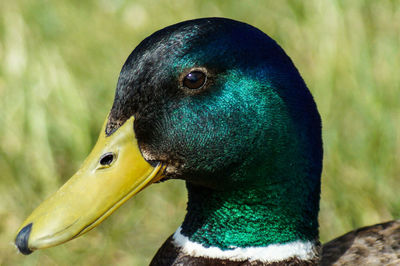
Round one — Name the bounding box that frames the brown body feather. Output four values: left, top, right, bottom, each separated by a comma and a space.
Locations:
321, 220, 400, 265
150, 220, 400, 265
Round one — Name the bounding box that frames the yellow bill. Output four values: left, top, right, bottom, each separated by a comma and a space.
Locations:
15, 116, 165, 254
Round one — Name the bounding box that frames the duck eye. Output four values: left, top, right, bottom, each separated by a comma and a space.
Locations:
183, 71, 206, 89
99, 152, 115, 166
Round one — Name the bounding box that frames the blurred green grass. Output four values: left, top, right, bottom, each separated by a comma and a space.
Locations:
1, 0, 399, 265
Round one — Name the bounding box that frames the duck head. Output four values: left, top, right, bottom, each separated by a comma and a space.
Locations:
16, 18, 322, 255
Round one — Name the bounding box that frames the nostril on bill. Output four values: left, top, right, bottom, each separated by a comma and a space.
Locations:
15, 223, 33, 255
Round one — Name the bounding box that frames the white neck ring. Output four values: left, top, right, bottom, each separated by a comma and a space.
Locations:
172, 227, 318, 262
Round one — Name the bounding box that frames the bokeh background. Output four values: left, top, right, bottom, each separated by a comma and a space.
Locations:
1, 0, 399, 265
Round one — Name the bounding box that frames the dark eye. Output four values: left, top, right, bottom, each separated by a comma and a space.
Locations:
183, 71, 206, 89
99, 152, 115, 166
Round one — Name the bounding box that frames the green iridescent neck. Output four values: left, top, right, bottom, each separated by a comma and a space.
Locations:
174, 72, 322, 249
180, 175, 320, 249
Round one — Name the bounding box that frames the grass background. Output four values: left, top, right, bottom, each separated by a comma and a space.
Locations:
1, 0, 399, 265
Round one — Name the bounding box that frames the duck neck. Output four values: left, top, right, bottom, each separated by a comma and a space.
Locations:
175, 181, 320, 262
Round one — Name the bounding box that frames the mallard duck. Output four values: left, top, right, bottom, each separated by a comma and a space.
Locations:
15, 18, 400, 265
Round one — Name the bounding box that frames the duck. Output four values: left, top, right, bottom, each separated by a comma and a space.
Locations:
14, 17, 400, 265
